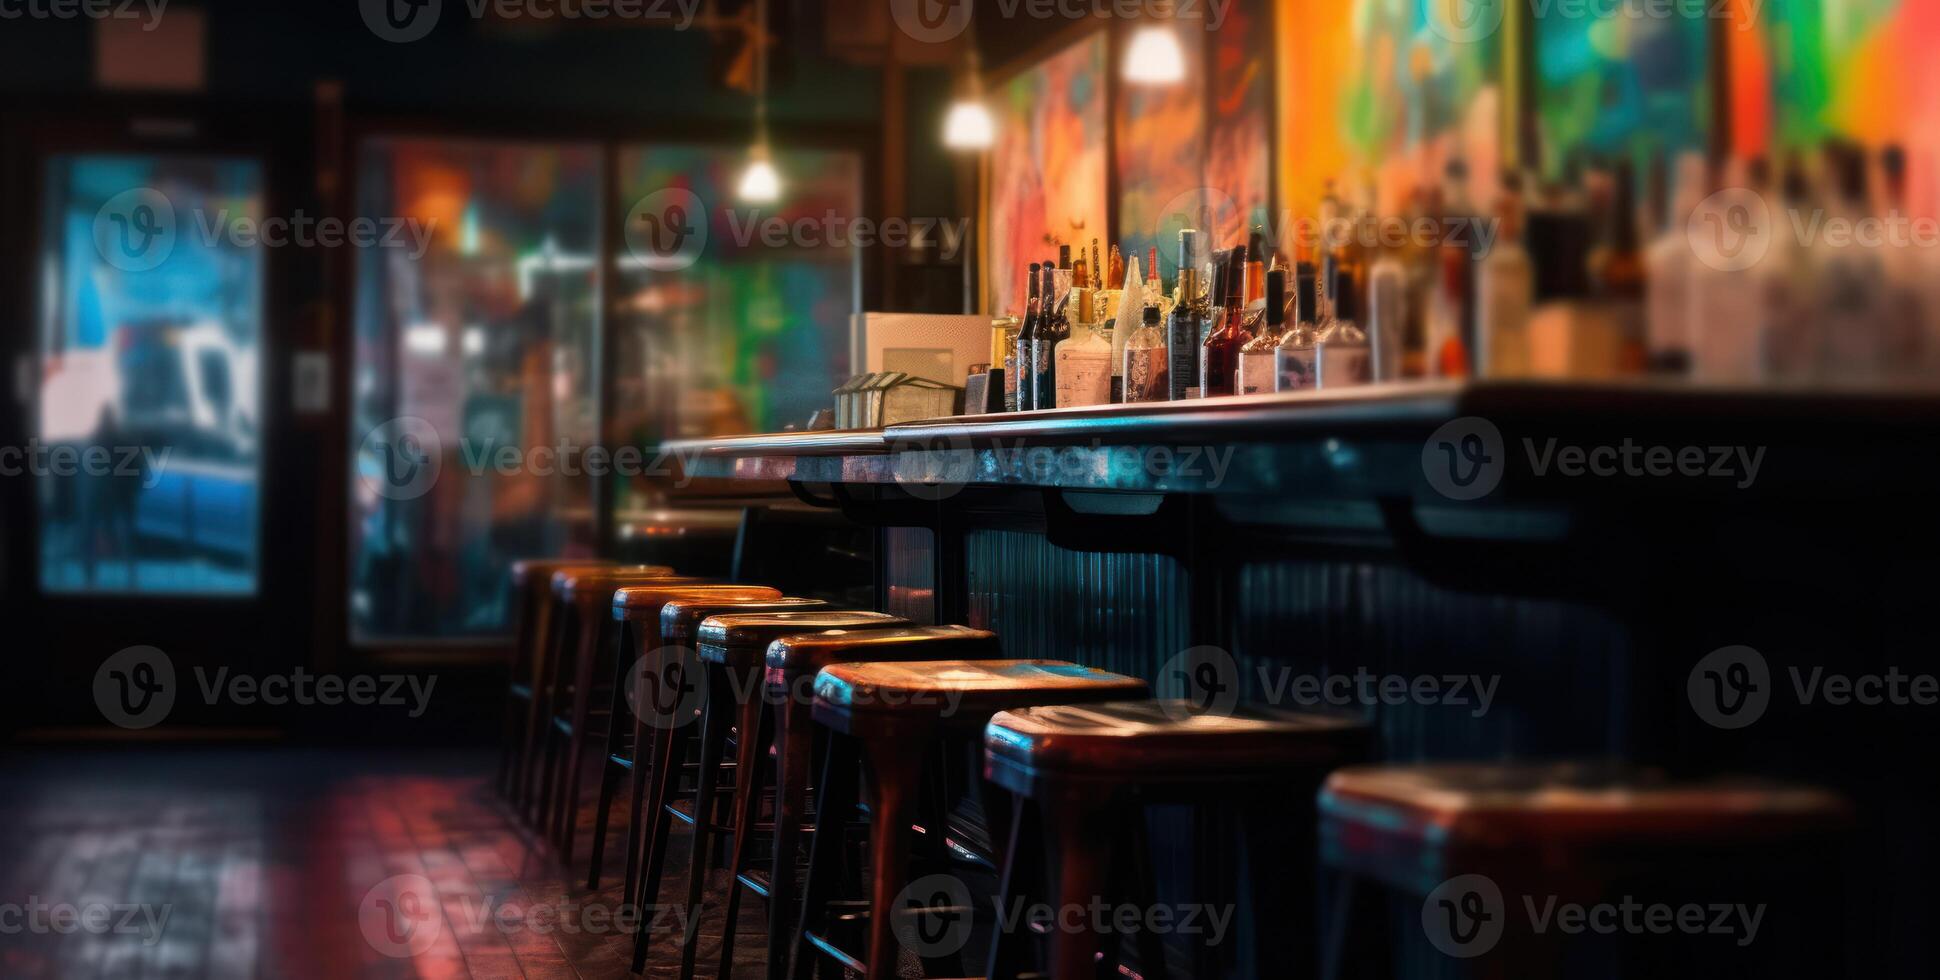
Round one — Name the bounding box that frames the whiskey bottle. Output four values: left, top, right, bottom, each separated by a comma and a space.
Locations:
1238, 265, 1287, 394
1275, 266, 1320, 391
1201, 244, 1252, 397
1056, 301, 1113, 408
1015, 262, 1041, 410
1164, 229, 1207, 401
1315, 264, 1371, 387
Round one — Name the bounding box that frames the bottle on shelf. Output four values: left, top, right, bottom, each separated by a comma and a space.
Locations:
1275, 265, 1321, 391
1315, 263, 1370, 387
1474, 172, 1534, 377
1644, 152, 1706, 374
991, 313, 1021, 412
1015, 262, 1041, 411
1034, 262, 1067, 408
1053, 243, 1074, 311
1587, 158, 1648, 374
1426, 234, 1471, 376
1201, 244, 1252, 397
1366, 239, 1410, 382
1056, 286, 1113, 408
1122, 303, 1169, 403
1238, 264, 1287, 394
1165, 229, 1208, 400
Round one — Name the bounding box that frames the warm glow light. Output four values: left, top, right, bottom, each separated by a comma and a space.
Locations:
1124, 25, 1185, 84
404, 323, 447, 356
738, 152, 782, 203
942, 99, 995, 150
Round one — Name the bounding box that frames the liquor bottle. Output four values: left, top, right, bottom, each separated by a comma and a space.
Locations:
991, 314, 1021, 412
1275, 266, 1320, 391
1315, 264, 1370, 387
1643, 152, 1705, 373
1201, 244, 1252, 397
1474, 173, 1533, 377
1366, 240, 1410, 382
1245, 228, 1267, 308
1238, 265, 1287, 394
1757, 158, 1817, 380
1815, 142, 1889, 382
1034, 263, 1066, 409
1587, 158, 1647, 374
1425, 238, 1470, 376
1877, 146, 1937, 378
1122, 304, 1168, 403
1105, 246, 1139, 401
1053, 244, 1074, 312
1165, 229, 1208, 401
1015, 262, 1041, 410
1056, 297, 1113, 408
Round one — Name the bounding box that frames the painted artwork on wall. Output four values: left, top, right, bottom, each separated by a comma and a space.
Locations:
987, 32, 1109, 316
1205, 2, 1272, 246
1277, 0, 1500, 219
1533, 0, 1711, 169
1116, 21, 1205, 285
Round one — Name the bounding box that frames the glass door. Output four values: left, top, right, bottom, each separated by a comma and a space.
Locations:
35, 153, 266, 595
348, 137, 603, 644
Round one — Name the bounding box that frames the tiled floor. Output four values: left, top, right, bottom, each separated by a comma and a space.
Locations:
0, 746, 766, 979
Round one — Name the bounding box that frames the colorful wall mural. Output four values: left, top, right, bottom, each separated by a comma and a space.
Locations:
987, 33, 1109, 316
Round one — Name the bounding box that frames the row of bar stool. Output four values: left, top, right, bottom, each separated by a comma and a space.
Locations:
500, 558, 1851, 979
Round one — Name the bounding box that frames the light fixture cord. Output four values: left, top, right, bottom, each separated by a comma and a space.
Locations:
753, 0, 769, 148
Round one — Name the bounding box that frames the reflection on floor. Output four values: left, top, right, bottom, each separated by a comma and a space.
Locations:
0, 747, 765, 979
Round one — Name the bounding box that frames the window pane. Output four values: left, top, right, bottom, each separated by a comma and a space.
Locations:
349, 138, 602, 642
37, 154, 265, 595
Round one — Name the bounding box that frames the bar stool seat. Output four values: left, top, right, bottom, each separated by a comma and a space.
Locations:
982, 701, 1367, 980
1319, 761, 1851, 891
813, 659, 1148, 737
985, 699, 1367, 791
1318, 762, 1851, 979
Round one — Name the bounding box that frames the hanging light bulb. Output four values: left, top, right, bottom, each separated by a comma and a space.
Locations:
943, 99, 995, 150
738, 144, 782, 203
737, 0, 783, 203
1124, 24, 1186, 85
943, 29, 995, 151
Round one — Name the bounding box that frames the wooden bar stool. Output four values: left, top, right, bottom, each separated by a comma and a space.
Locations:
536, 565, 699, 852
794, 660, 1148, 980
981, 700, 1367, 980
578, 582, 791, 892
1318, 762, 1851, 978
500, 557, 616, 804
693, 622, 997, 980
627, 611, 913, 977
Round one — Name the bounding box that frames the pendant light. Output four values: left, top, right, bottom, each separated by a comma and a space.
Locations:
737, 0, 782, 203
942, 19, 994, 150
1124, 23, 1186, 85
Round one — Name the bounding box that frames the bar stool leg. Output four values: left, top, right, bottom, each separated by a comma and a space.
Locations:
716, 684, 772, 979
767, 701, 816, 980
1046, 798, 1113, 980
631, 681, 699, 974
556, 617, 603, 860
586, 625, 636, 890
859, 734, 928, 980
677, 666, 736, 980
985, 794, 1042, 980
515, 601, 558, 813
791, 731, 861, 980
